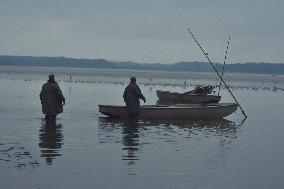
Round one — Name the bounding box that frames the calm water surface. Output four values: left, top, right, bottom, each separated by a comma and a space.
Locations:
0, 67, 284, 189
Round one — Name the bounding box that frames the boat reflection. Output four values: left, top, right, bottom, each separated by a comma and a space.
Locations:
39, 118, 64, 165
142, 118, 239, 144
141, 118, 237, 130
98, 117, 240, 167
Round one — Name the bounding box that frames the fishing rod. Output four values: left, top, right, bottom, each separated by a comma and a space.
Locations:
217, 37, 230, 96
186, 28, 247, 118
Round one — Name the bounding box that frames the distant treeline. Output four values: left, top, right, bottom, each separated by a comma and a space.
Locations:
0, 55, 284, 74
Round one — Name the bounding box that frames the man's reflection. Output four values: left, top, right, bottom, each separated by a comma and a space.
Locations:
39, 118, 63, 165
121, 118, 140, 166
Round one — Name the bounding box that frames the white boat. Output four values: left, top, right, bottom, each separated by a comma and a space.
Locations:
156, 90, 221, 104
98, 103, 238, 119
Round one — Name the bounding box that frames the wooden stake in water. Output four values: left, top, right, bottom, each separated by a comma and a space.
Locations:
218, 37, 230, 96
186, 28, 247, 118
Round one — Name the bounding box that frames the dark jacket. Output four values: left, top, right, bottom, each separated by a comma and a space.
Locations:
123, 83, 145, 115
40, 81, 65, 115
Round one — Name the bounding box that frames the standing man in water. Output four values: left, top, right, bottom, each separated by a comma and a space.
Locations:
40, 74, 65, 120
123, 77, 146, 118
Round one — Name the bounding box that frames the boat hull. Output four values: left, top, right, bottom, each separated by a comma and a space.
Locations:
98, 103, 238, 119
156, 90, 221, 104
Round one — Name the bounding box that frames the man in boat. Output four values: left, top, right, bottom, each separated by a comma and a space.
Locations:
123, 77, 146, 118
40, 74, 65, 120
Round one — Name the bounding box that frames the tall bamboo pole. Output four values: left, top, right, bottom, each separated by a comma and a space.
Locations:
186, 28, 247, 118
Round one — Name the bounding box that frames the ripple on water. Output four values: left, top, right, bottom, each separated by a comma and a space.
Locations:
0, 142, 39, 169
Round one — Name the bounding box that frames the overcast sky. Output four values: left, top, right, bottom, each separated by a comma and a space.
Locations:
0, 0, 283, 64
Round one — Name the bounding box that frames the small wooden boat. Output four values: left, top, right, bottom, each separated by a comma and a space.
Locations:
156, 90, 221, 104
98, 103, 238, 119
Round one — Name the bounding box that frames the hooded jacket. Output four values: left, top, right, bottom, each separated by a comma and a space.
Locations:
40, 80, 65, 115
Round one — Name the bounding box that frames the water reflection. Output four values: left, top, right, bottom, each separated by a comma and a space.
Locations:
141, 118, 237, 130
39, 119, 64, 165
142, 118, 239, 145
98, 117, 240, 167
98, 118, 141, 168
121, 118, 140, 166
